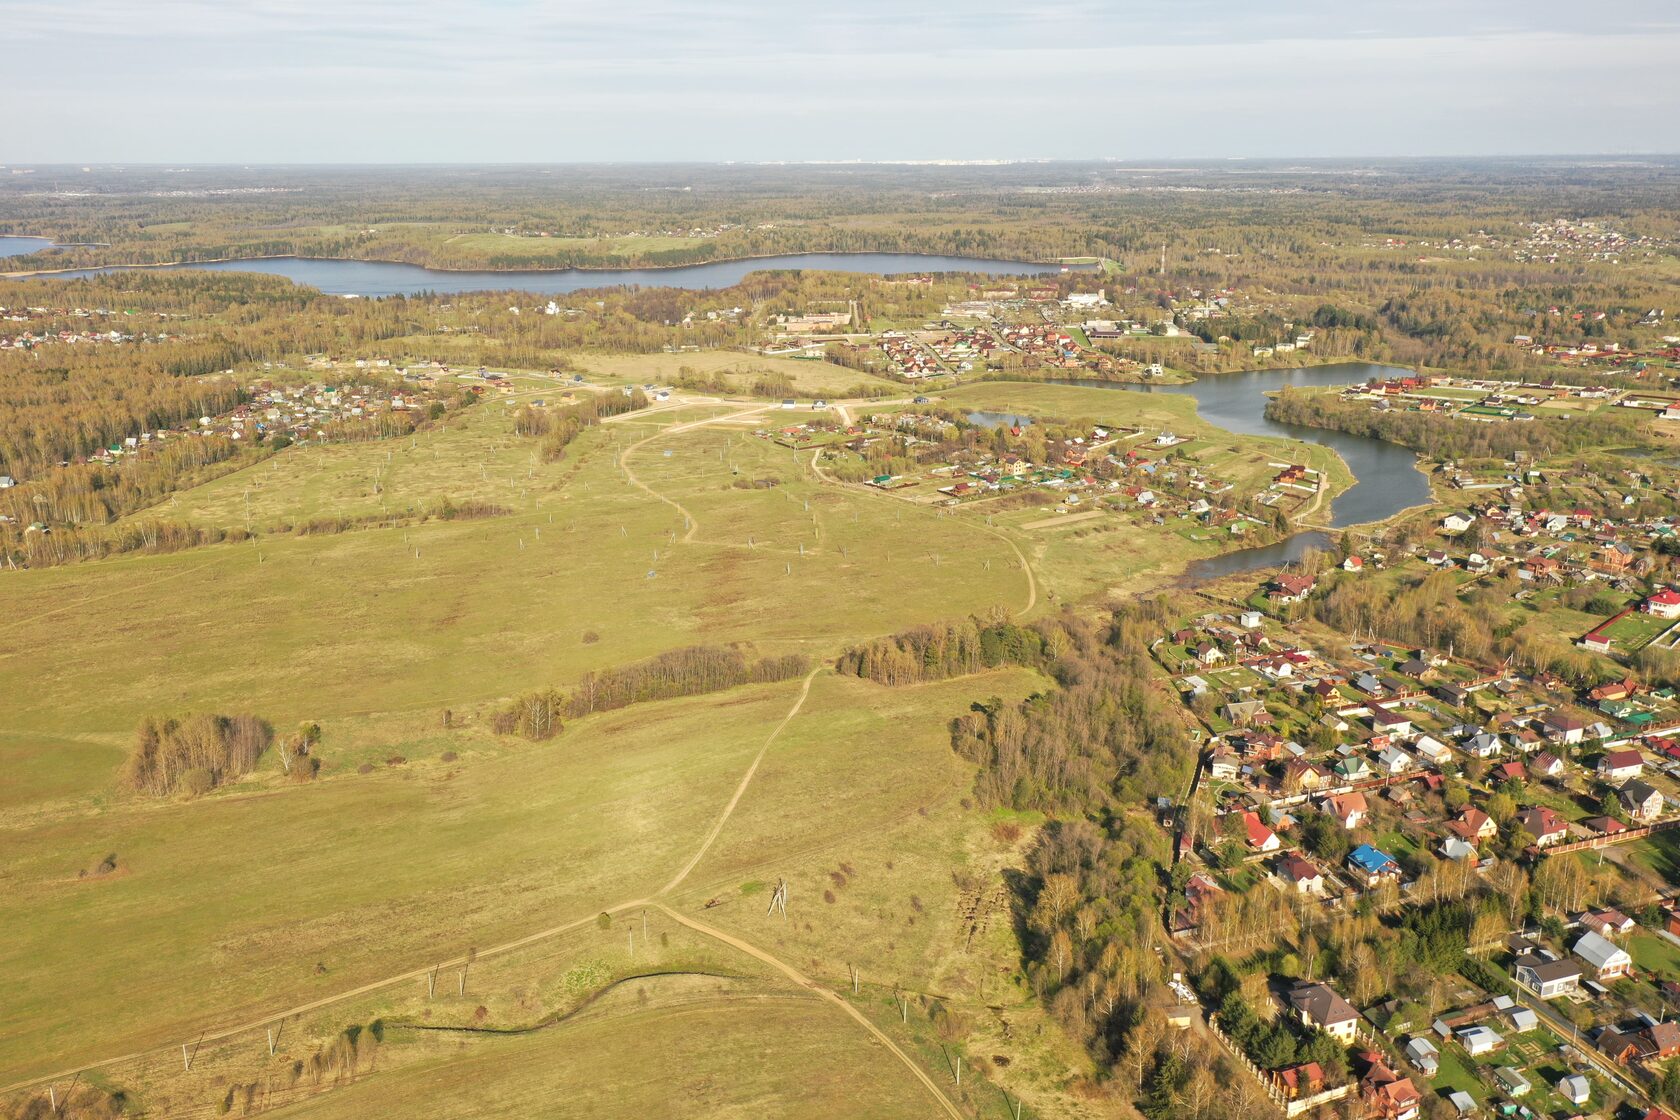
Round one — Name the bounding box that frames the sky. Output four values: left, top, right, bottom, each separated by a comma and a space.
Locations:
5, 0, 1679, 162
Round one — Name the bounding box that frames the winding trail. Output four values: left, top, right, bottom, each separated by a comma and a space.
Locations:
5, 393, 1000, 1115
616, 401, 773, 544
654, 903, 965, 1120
2, 666, 967, 1120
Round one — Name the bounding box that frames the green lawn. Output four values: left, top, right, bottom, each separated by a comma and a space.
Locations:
1629, 930, 1680, 980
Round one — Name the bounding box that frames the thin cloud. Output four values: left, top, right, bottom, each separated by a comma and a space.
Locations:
3, 1, 1676, 160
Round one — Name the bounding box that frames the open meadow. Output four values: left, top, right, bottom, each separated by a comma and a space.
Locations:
0, 369, 1351, 1115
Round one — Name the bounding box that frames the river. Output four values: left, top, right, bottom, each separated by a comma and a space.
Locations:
26, 252, 1072, 296
999, 363, 1433, 580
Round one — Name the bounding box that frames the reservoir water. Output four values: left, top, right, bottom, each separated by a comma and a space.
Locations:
0, 237, 54, 258
31, 252, 1070, 296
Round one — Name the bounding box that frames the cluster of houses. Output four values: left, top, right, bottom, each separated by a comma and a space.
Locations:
1346, 369, 1680, 424
1238, 915, 1680, 1118
1166, 590, 1680, 1113
56, 379, 451, 475
0, 303, 181, 352
1407, 495, 1680, 602
877, 332, 945, 378
1175, 602, 1680, 872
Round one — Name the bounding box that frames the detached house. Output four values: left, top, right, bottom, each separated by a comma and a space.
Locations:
1277, 852, 1325, 894
1347, 843, 1402, 886
1644, 589, 1680, 619
1370, 706, 1413, 737
1543, 712, 1588, 745
1375, 744, 1415, 775
1463, 731, 1504, 758
1598, 749, 1645, 784
1515, 805, 1568, 847
1268, 572, 1317, 604
1512, 953, 1582, 999
1240, 809, 1280, 852
1358, 1052, 1422, 1120
1288, 981, 1361, 1041
1441, 511, 1476, 534
1413, 734, 1452, 765
1619, 779, 1664, 821
1448, 807, 1497, 843
1325, 792, 1369, 830
1573, 930, 1634, 981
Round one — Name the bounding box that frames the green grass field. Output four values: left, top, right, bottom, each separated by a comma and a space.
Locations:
269, 997, 940, 1120
0, 369, 1364, 1113
0, 402, 1026, 804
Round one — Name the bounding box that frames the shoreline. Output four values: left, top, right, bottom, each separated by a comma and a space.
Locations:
2, 248, 1070, 281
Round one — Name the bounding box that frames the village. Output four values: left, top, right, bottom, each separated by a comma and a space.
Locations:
1345, 372, 1680, 422
0, 301, 190, 351
755, 406, 1324, 550
761, 281, 1269, 381
1151, 478, 1680, 1118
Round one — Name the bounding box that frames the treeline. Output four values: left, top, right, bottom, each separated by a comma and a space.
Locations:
514, 388, 649, 460
1266, 386, 1646, 461
494, 645, 810, 739
568, 645, 808, 717
834, 617, 1053, 685
121, 713, 274, 797
6, 519, 254, 569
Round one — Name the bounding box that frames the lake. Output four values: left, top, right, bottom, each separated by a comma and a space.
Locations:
0, 236, 54, 258
32, 252, 1073, 296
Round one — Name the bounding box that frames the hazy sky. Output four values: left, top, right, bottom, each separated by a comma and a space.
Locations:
6, 0, 1678, 162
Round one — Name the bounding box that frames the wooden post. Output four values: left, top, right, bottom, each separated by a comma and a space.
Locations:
182, 1043, 190, 1071
267, 1027, 275, 1055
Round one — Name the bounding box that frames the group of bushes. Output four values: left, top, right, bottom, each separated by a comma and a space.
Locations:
121, 713, 276, 797
514, 387, 648, 461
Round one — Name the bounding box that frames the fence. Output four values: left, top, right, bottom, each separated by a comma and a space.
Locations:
1543, 817, 1680, 856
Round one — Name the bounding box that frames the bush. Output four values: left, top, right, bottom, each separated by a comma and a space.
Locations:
178, 767, 215, 798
